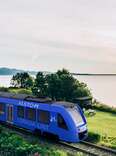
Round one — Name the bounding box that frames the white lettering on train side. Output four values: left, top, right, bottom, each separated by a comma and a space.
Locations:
18, 101, 39, 109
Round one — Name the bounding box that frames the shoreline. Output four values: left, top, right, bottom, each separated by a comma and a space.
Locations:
96, 100, 116, 108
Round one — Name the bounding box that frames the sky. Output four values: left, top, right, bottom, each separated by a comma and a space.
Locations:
0, 0, 116, 73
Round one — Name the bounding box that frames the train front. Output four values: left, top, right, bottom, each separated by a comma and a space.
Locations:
67, 106, 88, 142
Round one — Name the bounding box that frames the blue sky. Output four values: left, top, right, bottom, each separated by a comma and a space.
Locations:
0, 0, 116, 73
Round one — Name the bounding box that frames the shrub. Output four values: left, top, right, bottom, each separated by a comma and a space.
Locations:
0, 127, 68, 156
0, 87, 9, 92
0, 125, 3, 132
93, 102, 116, 114
86, 132, 101, 143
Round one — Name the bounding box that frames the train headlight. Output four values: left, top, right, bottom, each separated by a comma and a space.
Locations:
78, 125, 87, 133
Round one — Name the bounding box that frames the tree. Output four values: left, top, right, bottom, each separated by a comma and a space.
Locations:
46, 73, 61, 100
74, 81, 91, 97
11, 72, 33, 89
32, 69, 92, 101
32, 72, 47, 97
56, 68, 70, 76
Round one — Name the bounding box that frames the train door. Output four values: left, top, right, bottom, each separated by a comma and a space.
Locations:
7, 104, 13, 123
56, 113, 70, 141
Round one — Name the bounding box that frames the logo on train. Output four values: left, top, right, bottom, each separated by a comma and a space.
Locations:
19, 101, 39, 109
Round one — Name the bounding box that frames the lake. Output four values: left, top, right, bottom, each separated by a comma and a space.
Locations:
75, 75, 116, 108
0, 75, 116, 108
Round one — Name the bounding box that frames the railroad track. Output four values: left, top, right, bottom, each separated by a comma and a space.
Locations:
81, 141, 116, 156
0, 122, 116, 156
59, 141, 116, 156
59, 142, 98, 156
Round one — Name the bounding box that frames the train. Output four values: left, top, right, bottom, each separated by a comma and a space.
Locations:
0, 92, 88, 142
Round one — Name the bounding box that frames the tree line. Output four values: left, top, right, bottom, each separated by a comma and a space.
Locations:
11, 69, 91, 102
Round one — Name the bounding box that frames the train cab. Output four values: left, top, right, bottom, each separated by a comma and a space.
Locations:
53, 102, 88, 142
67, 106, 88, 141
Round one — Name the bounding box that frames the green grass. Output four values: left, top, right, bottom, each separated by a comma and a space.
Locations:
8, 88, 32, 94
86, 110, 116, 137
86, 110, 116, 148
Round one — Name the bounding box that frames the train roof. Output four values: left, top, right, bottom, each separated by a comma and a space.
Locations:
0, 92, 52, 103
55, 101, 75, 108
0, 92, 75, 108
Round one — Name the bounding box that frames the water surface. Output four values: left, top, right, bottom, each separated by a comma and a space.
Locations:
76, 75, 116, 107
0, 75, 12, 87
0, 75, 116, 107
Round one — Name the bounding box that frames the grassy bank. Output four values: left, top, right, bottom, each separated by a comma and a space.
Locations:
86, 110, 116, 149
0, 87, 32, 95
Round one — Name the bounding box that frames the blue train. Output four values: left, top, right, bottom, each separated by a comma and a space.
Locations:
0, 92, 88, 142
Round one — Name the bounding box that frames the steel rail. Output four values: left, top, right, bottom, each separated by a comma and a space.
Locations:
59, 142, 98, 156
81, 141, 116, 155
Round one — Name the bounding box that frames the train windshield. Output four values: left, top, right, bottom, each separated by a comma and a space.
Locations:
68, 107, 84, 126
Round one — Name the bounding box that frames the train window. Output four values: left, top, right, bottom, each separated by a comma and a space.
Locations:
68, 108, 84, 126
17, 106, 25, 118
57, 114, 68, 130
0, 103, 5, 114
26, 108, 36, 121
38, 110, 50, 124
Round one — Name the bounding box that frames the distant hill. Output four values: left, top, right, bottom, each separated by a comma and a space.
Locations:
0, 67, 37, 75
0, 68, 115, 76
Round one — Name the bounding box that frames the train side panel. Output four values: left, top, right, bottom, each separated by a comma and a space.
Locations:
14, 105, 36, 131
